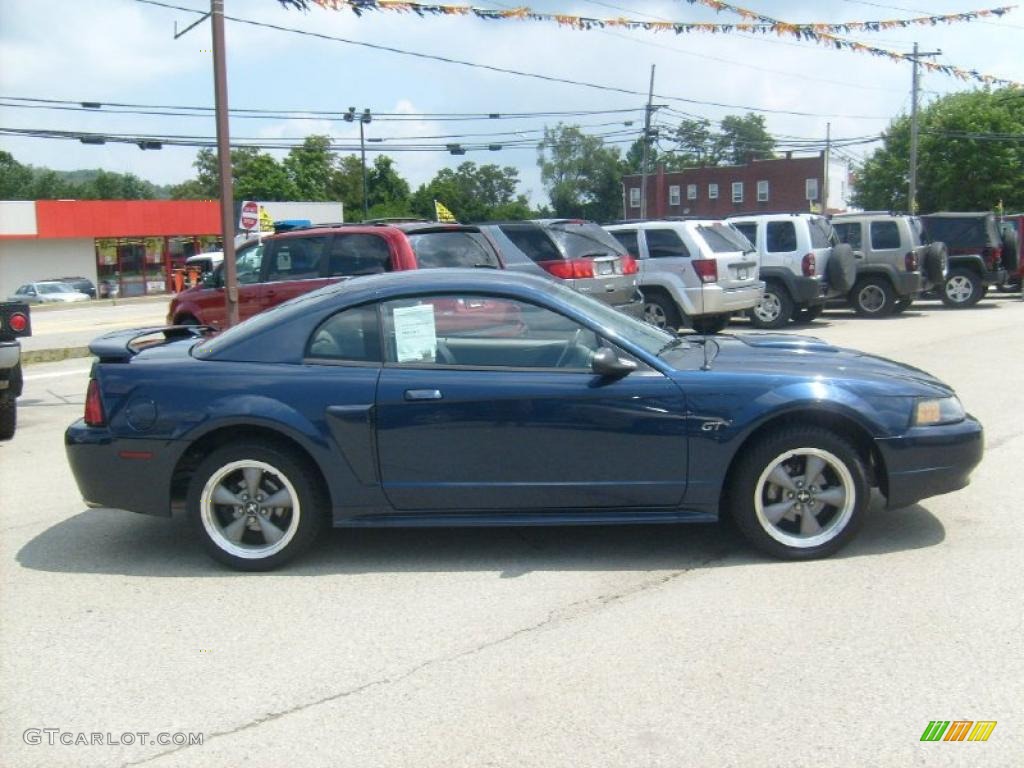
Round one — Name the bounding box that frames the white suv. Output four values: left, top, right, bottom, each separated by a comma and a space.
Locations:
604, 219, 763, 334
727, 213, 856, 328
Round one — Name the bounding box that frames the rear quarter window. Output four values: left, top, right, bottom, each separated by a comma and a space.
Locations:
408, 231, 501, 269
870, 221, 901, 250
766, 221, 797, 253
609, 230, 639, 257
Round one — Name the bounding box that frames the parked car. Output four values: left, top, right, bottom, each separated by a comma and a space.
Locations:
997, 214, 1022, 291
478, 220, 643, 318
918, 212, 1008, 307
168, 222, 503, 328
45, 276, 96, 299
829, 213, 945, 316
184, 251, 225, 275
68, 269, 982, 570
9, 281, 91, 304
0, 301, 31, 440
727, 213, 856, 328
604, 219, 763, 334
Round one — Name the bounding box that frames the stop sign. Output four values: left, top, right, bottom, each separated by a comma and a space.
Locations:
240, 200, 259, 230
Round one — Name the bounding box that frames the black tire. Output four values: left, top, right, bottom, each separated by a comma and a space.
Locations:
641, 291, 682, 331
725, 426, 869, 560
0, 397, 15, 441
1001, 228, 1020, 273
792, 305, 824, 324
940, 268, 984, 308
923, 242, 948, 285
826, 243, 857, 293
187, 440, 327, 571
893, 295, 914, 313
749, 282, 794, 329
851, 276, 897, 317
691, 314, 730, 334
175, 313, 200, 326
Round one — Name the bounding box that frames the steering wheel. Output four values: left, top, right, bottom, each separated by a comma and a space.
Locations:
554, 328, 584, 368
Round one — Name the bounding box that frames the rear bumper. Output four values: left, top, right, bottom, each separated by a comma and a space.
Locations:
693, 282, 765, 315
793, 276, 828, 306
612, 293, 645, 319
982, 268, 1008, 286
65, 420, 181, 516
0, 342, 20, 370
894, 271, 923, 297
876, 416, 984, 510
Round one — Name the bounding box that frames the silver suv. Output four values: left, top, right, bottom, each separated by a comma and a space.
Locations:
830, 213, 945, 316
727, 213, 856, 328
604, 219, 763, 334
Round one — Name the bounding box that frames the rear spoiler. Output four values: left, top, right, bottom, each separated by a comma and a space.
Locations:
89, 325, 214, 362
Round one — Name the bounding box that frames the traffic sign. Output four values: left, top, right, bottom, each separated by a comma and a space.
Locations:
239, 200, 259, 230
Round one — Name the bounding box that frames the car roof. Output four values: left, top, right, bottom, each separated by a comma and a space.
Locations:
919, 212, 994, 219
266, 222, 484, 239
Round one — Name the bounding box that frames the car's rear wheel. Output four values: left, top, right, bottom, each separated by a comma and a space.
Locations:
940, 268, 984, 307
0, 396, 15, 441
851, 277, 896, 317
726, 426, 869, 560
642, 291, 681, 331
792, 305, 824, 324
749, 283, 793, 329
893, 296, 914, 313
188, 441, 326, 570
691, 314, 730, 334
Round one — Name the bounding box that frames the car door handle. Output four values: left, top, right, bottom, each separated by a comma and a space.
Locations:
404, 389, 443, 401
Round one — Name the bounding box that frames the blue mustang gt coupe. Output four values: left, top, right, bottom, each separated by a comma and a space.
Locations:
66, 270, 983, 570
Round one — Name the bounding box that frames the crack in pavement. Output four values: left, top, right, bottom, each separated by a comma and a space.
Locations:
119, 545, 735, 768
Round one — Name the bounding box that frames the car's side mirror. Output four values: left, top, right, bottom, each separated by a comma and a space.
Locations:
202, 271, 221, 288
591, 347, 637, 378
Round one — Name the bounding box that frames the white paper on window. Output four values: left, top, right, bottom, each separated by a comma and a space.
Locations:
393, 304, 437, 363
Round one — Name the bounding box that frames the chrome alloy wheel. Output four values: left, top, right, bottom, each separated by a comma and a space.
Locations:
945, 274, 974, 303
753, 448, 856, 549
753, 293, 782, 324
200, 460, 300, 559
856, 283, 886, 313
644, 302, 668, 329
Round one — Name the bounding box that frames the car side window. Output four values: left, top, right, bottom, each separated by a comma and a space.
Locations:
306, 304, 382, 363
266, 236, 329, 282
328, 234, 392, 277
732, 223, 757, 246
380, 294, 601, 370
833, 222, 862, 250
766, 222, 798, 253
645, 229, 690, 258
610, 230, 640, 258
235, 244, 264, 285
870, 221, 901, 250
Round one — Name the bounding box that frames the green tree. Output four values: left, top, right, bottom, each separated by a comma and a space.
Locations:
170, 147, 297, 200
718, 113, 775, 165
411, 161, 530, 221
852, 88, 1024, 212
366, 155, 412, 211
537, 124, 625, 221
0, 152, 34, 198
284, 135, 335, 200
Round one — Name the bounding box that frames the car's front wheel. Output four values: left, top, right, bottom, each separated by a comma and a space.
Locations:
188, 441, 326, 570
642, 291, 681, 331
726, 426, 869, 559
0, 396, 15, 441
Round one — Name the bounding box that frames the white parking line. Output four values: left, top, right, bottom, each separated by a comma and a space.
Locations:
24, 367, 93, 382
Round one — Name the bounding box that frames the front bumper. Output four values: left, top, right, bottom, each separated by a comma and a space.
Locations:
876, 415, 984, 510
65, 420, 181, 516
689, 282, 765, 315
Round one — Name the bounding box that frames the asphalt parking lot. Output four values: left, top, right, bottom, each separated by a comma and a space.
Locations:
2, 295, 1022, 768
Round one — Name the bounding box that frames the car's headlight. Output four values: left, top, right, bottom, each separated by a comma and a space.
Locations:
913, 396, 965, 426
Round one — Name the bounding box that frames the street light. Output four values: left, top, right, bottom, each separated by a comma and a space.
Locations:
345, 107, 373, 219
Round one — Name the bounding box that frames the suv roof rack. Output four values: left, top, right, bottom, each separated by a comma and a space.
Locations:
605, 216, 723, 225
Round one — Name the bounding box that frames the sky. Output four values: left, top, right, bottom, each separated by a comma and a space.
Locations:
0, 0, 1021, 207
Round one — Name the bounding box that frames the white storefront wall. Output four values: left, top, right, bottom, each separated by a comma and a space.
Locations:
0, 239, 97, 299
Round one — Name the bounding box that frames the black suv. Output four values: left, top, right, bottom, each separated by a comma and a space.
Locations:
919, 213, 1008, 307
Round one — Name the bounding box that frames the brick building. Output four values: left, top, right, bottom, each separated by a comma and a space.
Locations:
621, 152, 848, 220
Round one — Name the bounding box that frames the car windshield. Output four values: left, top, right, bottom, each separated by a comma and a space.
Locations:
547, 222, 628, 259
38, 283, 73, 294
696, 224, 752, 253
408, 231, 501, 269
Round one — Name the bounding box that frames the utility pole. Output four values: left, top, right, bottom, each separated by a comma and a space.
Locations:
908, 42, 941, 214
639, 65, 655, 219
346, 108, 372, 219
210, 0, 238, 327
823, 121, 831, 213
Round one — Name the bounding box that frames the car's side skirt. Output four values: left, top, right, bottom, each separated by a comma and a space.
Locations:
335, 509, 718, 528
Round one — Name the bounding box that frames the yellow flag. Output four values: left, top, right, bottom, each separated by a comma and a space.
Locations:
434, 200, 457, 223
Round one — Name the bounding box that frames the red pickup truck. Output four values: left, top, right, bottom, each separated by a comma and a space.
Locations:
168, 222, 504, 328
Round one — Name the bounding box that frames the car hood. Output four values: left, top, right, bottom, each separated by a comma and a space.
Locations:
672, 333, 954, 396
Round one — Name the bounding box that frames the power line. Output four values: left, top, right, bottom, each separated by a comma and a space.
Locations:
841, 0, 1024, 30
127, 0, 895, 120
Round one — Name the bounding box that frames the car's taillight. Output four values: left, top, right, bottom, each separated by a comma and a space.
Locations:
84, 379, 106, 427
538, 258, 595, 279
8, 312, 28, 333
986, 246, 1002, 268
621, 255, 639, 275
802, 253, 816, 277
905, 251, 919, 271
693, 260, 718, 283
